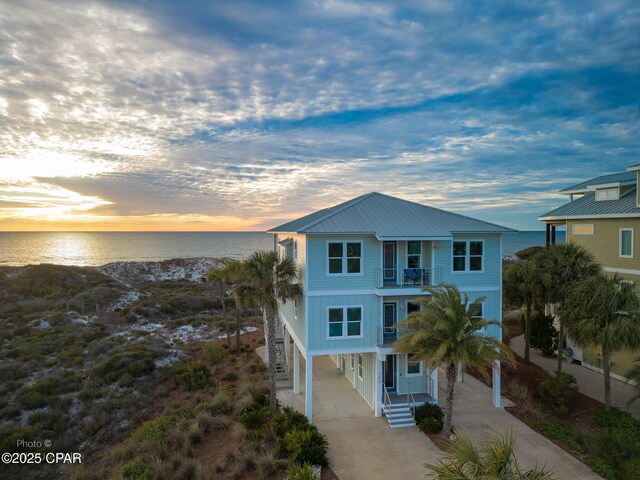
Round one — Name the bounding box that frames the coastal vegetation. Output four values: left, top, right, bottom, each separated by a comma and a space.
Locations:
0, 260, 272, 480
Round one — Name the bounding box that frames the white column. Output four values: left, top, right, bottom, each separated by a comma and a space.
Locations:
284, 329, 291, 370
430, 367, 438, 404
456, 362, 464, 382
293, 343, 300, 395
305, 355, 313, 423
374, 356, 383, 417
492, 360, 501, 408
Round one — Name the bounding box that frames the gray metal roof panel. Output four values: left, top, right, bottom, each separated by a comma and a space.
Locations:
539, 187, 640, 219
269, 192, 515, 236
560, 171, 636, 192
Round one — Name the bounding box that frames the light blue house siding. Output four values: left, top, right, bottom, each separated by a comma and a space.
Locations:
434, 234, 502, 289
306, 234, 380, 291
307, 294, 379, 353
330, 353, 376, 409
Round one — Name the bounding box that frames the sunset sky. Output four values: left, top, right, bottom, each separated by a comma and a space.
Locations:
1, 0, 638, 231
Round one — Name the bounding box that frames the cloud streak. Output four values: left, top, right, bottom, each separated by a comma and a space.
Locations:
0, 0, 638, 230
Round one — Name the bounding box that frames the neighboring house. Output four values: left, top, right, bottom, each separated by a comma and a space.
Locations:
539, 164, 640, 380
268, 192, 513, 426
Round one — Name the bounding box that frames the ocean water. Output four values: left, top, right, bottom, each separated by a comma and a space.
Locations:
0, 230, 564, 267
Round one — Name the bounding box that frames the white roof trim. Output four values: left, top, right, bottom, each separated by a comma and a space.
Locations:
627, 165, 640, 172
562, 181, 634, 195
277, 237, 294, 245
376, 236, 453, 241
539, 213, 640, 221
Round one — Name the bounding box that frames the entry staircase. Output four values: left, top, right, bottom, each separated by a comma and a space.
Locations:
274, 336, 289, 381
382, 403, 416, 428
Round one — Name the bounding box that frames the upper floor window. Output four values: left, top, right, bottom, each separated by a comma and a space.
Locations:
453, 240, 483, 272
328, 241, 362, 275
407, 241, 421, 268
596, 187, 619, 201
328, 306, 363, 338
620, 228, 634, 258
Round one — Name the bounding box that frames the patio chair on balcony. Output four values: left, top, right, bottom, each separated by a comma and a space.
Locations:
403, 268, 420, 285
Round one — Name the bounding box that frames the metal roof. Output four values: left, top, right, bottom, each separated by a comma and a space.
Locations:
539, 186, 640, 220
560, 171, 636, 193
268, 192, 515, 237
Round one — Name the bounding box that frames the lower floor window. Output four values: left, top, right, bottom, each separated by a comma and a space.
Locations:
358, 353, 363, 378
407, 355, 421, 375
328, 306, 363, 338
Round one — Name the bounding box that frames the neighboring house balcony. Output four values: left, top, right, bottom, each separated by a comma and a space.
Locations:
374, 267, 440, 296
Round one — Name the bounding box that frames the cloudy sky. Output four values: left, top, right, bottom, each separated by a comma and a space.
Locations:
1, 0, 638, 231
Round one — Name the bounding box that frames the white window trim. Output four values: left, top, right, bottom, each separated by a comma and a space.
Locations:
326, 305, 364, 340
406, 354, 423, 377
350, 354, 355, 370
469, 301, 484, 319
407, 240, 422, 268
451, 239, 485, 274
357, 353, 363, 379
620, 228, 634, 259
326, 240, 364, 276
572, 224, 594, 235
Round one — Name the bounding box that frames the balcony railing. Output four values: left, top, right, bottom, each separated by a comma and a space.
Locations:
375, 267, 439, 289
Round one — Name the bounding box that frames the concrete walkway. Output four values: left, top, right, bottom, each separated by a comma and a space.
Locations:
277, 354, 601, 480
510, 334, 640, 416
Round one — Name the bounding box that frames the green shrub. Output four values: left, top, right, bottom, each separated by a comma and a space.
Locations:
414, 403, 443, 434
594, 408, 640, 440
590, 429, 640, 471
193, 391, 232, 415
287, 463, 318, 480
204, 343, 227, 366
529, 313, 558, 356
90, 347, 156, 386
283, 428, 329, 466
272, 407, 311, 437
533, 421, 584, 453
236, 406, 270, 430
584, 456, 617, 480
537, 372, 578, 414
133, 410, 184, 443
120, 462, 153, 480
174, 361, 212, 391
622, 458, 640, 480
223, 372, 238, 381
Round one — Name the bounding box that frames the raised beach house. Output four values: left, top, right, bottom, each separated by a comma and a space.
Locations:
269, 192, 513, 426
539, 164, 640, 380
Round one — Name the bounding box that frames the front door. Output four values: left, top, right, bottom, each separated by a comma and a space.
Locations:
384, 354, 396, 392
383, 302, 397, 339
383, 241, 397, 283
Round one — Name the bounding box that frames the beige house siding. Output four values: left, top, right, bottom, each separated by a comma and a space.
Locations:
582, 346, 637, 379
566, 218, 640, 276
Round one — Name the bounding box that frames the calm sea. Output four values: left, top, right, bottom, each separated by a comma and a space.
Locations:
0, 231, 564, 267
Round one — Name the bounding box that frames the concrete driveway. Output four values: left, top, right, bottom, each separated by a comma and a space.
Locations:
277, 354, 601, 480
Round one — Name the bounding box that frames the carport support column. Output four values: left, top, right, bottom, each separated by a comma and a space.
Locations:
374, 355, 383, 417
305, 355, 313, 423
293, 343, 300, 395
430, 368, 438, 404
492, 360, 501, 408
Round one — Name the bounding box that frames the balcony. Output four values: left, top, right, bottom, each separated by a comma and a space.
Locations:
374, 267, 439, 295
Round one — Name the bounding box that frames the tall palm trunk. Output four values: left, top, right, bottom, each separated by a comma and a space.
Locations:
234, 296, 241, 354
556, 320, 564, 373
219, 280, 231, 347
603, 348, 612, 410
442, 363, 457, 439
524, 301, 531, 363
263, 308, 278, 412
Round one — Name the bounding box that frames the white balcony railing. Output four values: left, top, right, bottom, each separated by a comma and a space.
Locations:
375, 267, 439, 289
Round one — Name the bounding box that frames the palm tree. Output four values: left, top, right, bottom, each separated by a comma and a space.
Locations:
207, 264, 231, 347
535, 243, 600, 372
238, 251, 301, 412
425, 430, 554, 479
394, 284, 514, 438
563, 274, 640, 409
504, 259, 542, 363
224, 259, 246, 355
